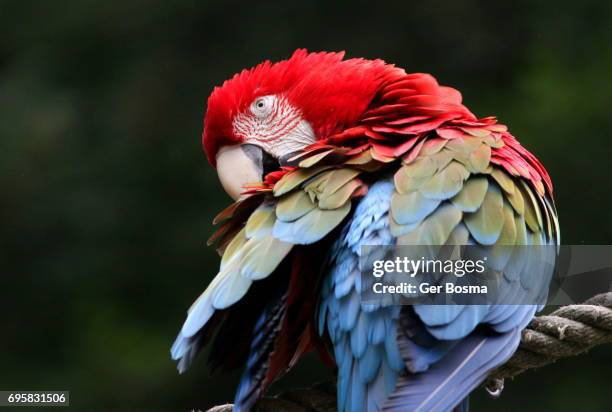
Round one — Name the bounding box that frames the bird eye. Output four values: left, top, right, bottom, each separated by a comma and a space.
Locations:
251, 95, 274, 118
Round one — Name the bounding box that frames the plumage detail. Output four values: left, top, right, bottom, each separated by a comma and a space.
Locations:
173, 49, 559, 412
464, 183, 505, 245
276, 190, 316, 222
450, 176, 488, 212
419, 137, 447, 156
319, 179, 365, 209
298, 148, 337, 168
420, 161, 470, 200
273, 166, 332, 196
505, 180, 525, 215
384, 330, 521, 412
210, 261, 254, 309
445, 135, 482, 153
467, 143, 491, 173
490, 167, 515, 194
244, 205, 275, 237
402, 156, 438, 179
518, 179, 544, 233
391, 191, 441, 225
239, 236, 293, 280
304, 168, 361, 202
397, 203, 463, 246
394, 167, 429, 194
273, 202, 351, 244
220, 228, 248, 270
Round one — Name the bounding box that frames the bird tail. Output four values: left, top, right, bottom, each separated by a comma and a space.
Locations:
383, 328, 520, 412
233, 293, 287, 412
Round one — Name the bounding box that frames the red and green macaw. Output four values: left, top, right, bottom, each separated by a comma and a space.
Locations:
171, 50, 559, 412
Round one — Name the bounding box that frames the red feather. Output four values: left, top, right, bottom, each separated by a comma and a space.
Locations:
263, 247, 334, 390
202, 49, 553, 196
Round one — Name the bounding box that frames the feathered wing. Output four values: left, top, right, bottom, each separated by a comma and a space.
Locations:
171, 162, 368, 409
384, 157, 558, 411
316, 123, 558, 412
173, 72, 558, 411
386, 326, 521, 412
232, 289, 287, 410
172, 134, 557, 410
381, 136, 558, 411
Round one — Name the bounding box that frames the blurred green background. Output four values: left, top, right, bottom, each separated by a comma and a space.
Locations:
1, 0, 611, 411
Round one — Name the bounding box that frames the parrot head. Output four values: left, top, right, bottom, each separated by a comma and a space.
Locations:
202, 49, 394, 199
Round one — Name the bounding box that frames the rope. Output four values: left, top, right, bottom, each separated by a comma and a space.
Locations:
484, 292, 612, 395
205, 293, 612, 412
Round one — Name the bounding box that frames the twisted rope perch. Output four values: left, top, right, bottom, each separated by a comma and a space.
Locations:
205, 292, 612, 412
484, 292, 612, 394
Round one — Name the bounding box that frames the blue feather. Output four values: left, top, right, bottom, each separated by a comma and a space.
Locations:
350, 313, 368, 358
318, 176, 554, 412
350, 364, 366, 412
338, 293, 360, 331
320, 179, 402, 412
358, 344, 382, 383
337, 349, 352, 411
384, 322, 404, 371
368, 312, 387, 345
422, 305, 490, 340
383, 329, 521, 412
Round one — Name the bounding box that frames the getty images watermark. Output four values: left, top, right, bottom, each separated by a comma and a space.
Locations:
360, 245, 612, 306
372, 254, 489, 295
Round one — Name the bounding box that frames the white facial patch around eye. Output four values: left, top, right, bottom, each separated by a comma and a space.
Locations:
232, 94, 316, 159
250, 95, 275, 118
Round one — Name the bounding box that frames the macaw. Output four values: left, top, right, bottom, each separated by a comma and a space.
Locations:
171, 49, 559, 412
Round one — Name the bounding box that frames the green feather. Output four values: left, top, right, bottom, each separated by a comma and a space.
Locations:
239, 236, 293, 280
420, 161, 469, 200
273, 166, 331, 196
518, 180, 543, 233
318, 169, 361, 197
403, 156, 437, 178
464, 183, 504, 245
389, 217, 421, 237
467, 143, 491, 173
273, 201, 351, 244
391, 190, 441, 225
490, 168, 515, 194
245, 205, 275, 237
276, 190, 316, 222
419, 138, 448, 156
398, 202, 463, 245
446, 136, 483, 153
451, 176, 489, 212
318, 179, 361, 209
394, 166, 428, 194
298, 149, 335, 168
445, 222, 470, 245
220, 228, 247, 270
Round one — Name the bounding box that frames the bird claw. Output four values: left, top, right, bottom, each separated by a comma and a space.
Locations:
485, 378, 505, 399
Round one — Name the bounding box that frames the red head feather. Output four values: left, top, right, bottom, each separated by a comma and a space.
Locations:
204, 50, 404, 164
201, 50, 551, 198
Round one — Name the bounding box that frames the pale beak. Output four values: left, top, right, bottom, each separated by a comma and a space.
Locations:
216, 144, 275, 200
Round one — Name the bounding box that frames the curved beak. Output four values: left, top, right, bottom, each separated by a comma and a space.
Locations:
216, 144, 276, 200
